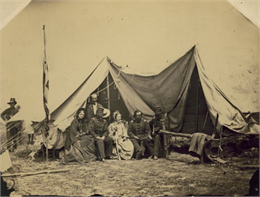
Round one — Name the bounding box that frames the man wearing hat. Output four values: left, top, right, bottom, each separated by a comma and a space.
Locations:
148, 106, 168, 160
1, 98, 20, 151
86, 93, 104, 124
89, 107, 113, 161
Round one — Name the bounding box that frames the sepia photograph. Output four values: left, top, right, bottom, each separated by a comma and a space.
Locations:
0, 0, 259, 196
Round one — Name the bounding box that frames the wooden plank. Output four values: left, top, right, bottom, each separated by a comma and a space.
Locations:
2, 169, 69, 177
159, 130, 192, 138
159, 130, 220, 142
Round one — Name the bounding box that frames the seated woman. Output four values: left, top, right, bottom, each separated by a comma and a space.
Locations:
108, 111, 134, 160
61, 108, 97, 164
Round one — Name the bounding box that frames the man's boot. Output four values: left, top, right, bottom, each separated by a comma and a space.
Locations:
136, 151, 142, 160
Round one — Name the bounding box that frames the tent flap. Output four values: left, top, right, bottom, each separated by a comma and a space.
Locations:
52, 59, 109, 131
117, 47, 196, 131
194, 47, 259, 134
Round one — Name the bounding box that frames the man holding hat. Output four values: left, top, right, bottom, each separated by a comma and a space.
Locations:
89, 107, 113, 161
1, 98, 20, 151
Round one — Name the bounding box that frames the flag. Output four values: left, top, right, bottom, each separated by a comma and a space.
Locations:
43, 25, 50, 121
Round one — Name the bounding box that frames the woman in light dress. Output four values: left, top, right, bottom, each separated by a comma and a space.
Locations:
108, 111, 134, 160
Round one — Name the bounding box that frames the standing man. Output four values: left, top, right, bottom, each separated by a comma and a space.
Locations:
128, 110, 152, 160
148, 107, 168, 160
1, 98, 20, 151
89, 107, 113, 161
86, 93, 103, 124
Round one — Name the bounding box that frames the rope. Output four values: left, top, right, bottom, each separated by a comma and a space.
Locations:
95, 81, 115, 95
6, 135, 25, 151
1, 131, 22, 147
1, 122, 37, 147
2, 122, 54, 164
1, 132, 28, 150
1, 122, 41, 148
5, 121, 23, 131
125, 73, 135, 87
4, 134, 27, 152
111, 61, 136, 88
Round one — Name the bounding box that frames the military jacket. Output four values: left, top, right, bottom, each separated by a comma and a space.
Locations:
128, 119, 151, 139
89, 117, 108, 138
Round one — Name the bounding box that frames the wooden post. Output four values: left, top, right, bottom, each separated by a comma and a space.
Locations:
162, 119, 169, 159
160, 130, 193, 138
106, 74, 111, 123
212, 113, 219, 139
202, 111, 209, 132
218, 125, 223, 158
196, 70, 200, 132
2, 169, 70, 177
46, 139, 48, 162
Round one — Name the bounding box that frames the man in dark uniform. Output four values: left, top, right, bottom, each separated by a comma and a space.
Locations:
86, 93, 103, 124
148, 107, 168, 160
128, 110, 152, 160
89, 107, 113, 161
1, 98, 20, 151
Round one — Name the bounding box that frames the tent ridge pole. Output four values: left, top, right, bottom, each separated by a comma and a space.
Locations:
107, 74, 111, 123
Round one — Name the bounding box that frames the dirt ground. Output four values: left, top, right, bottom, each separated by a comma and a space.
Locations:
2, 144, 258, 197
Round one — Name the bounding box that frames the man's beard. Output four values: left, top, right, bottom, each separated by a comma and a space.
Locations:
135, 117, 141, 122
155, 114, 161, 119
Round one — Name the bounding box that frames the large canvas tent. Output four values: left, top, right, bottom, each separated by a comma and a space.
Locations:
1, 1, 259, 121
1, 1, 259, 141
51, 46, 260, 136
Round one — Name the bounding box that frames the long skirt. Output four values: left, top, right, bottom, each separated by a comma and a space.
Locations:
116, 137, 134, 160
65, 135, 97, 163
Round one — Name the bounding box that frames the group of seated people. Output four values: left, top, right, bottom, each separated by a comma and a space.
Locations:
60, 93, 168, 164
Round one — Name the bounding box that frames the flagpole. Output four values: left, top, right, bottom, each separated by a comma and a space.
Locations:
43, 25, 49, 162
